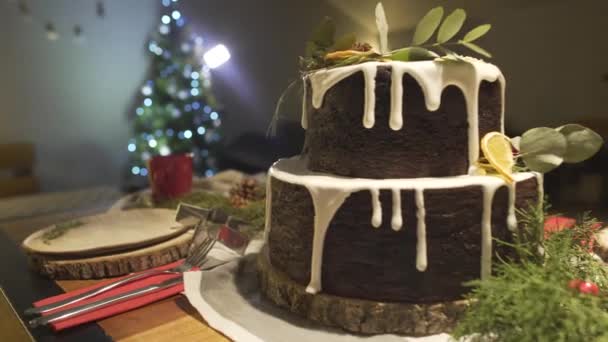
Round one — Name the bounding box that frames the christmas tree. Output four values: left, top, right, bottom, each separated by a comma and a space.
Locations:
126, 0, 227, 184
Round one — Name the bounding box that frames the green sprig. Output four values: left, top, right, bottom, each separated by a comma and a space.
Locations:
454, 205, 608, 341
410, 6, 493, 59
129, 191, 266, 231
42, 220, 84, 244
299, 3, 495, 72
515, 124, 603, 173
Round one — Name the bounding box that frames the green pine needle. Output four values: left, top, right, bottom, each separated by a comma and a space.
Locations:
453, 203, 608, 341
130, 191, 266, 234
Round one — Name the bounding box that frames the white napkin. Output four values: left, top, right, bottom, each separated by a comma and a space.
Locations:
184, 241, 452, 342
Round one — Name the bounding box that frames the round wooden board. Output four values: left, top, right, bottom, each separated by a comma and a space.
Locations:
22, 209, 187, 257
26, 230, 192, 279
257, 246, 469, 336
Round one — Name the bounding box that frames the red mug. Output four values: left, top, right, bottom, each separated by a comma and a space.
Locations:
148, 154, 193, 201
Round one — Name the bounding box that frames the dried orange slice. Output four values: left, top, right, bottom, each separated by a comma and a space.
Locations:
480, 132, 514, 182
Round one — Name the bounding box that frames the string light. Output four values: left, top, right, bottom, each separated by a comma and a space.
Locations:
210, 111, 219, 120
192, 102, 200, 110
178, 90, 188, 100
136, 107, 144, 116
191, 71, 200, 79
191, 80, 199, 88
197, 126, 206, 135
141, 85, 152, 96
184, 130, 193, 139
183, 64, 193, 78
190, 88, 199, 96
148, 139, 158, 148
184, 104, 192, 112
205, 169, 214, 177
159, 25, 170, 35
161, 15, 171, 24
127, 143, 136, 152
166, 129, 175, 136
171, 11, 181, 20
131, 166, 141, 175
162, 0, 171, 6
140, 168, 149, 176
203, 105, 212, 113
159, 145, 171, 156
143, 98, 153, 106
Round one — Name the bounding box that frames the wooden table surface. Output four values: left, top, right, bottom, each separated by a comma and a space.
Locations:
0, 187, 229, 342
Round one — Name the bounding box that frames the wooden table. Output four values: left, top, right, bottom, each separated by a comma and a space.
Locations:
0, 188, 229, 342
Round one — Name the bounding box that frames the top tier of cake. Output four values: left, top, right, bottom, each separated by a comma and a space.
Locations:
301, 59, 505, 179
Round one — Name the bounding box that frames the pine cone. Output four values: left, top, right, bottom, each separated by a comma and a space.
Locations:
229, 178, 262, 208
351, 42, 372, 52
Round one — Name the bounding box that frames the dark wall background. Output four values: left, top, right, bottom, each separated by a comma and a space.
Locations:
0, 0, 606, 194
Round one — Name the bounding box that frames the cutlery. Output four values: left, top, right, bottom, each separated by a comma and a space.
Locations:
25, 224, 216, 317
27, 257, 232, 328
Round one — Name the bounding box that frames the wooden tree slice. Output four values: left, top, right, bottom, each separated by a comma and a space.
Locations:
22, 209, 187, 257
26, 231, 192, 279
257, 246, 469, 336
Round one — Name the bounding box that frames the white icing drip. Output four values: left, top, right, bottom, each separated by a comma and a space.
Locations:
370, 188, 382, 228
263, 174, 272, 244
535, 172, 545, 252
536, 172, 544, 209
304, 187, 351, 294
301, 78, 308, 129
269, 157, 537, 290
415, 188, 427, 271
391, 189, 402, 231
305, 60, 505, 166
507, 182, 518, 232
308, 63, 378, 129
480, 184, 500, 280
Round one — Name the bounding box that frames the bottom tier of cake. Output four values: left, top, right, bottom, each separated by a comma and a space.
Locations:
257, 246, 469, 335
264, 157, 542, 303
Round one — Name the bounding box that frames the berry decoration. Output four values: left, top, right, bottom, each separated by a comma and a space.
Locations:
568, 279, 599, 296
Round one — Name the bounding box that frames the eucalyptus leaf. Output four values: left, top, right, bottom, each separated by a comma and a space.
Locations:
388, 47, 438, 61
556, 124, 604, 163
331, 33, 357, 52
520, 127, 567, 173
460, 41, 492, 58
311, 16, 335, 47
511, 136, 521, 151
411, 6, 444, 45
437, 9, 466, 44
463, 24, 492, 43
375, 2, 389, 54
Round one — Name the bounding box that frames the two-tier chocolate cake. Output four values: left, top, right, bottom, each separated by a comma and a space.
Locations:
258, 58, 543, 335
257, 5, 544, 337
